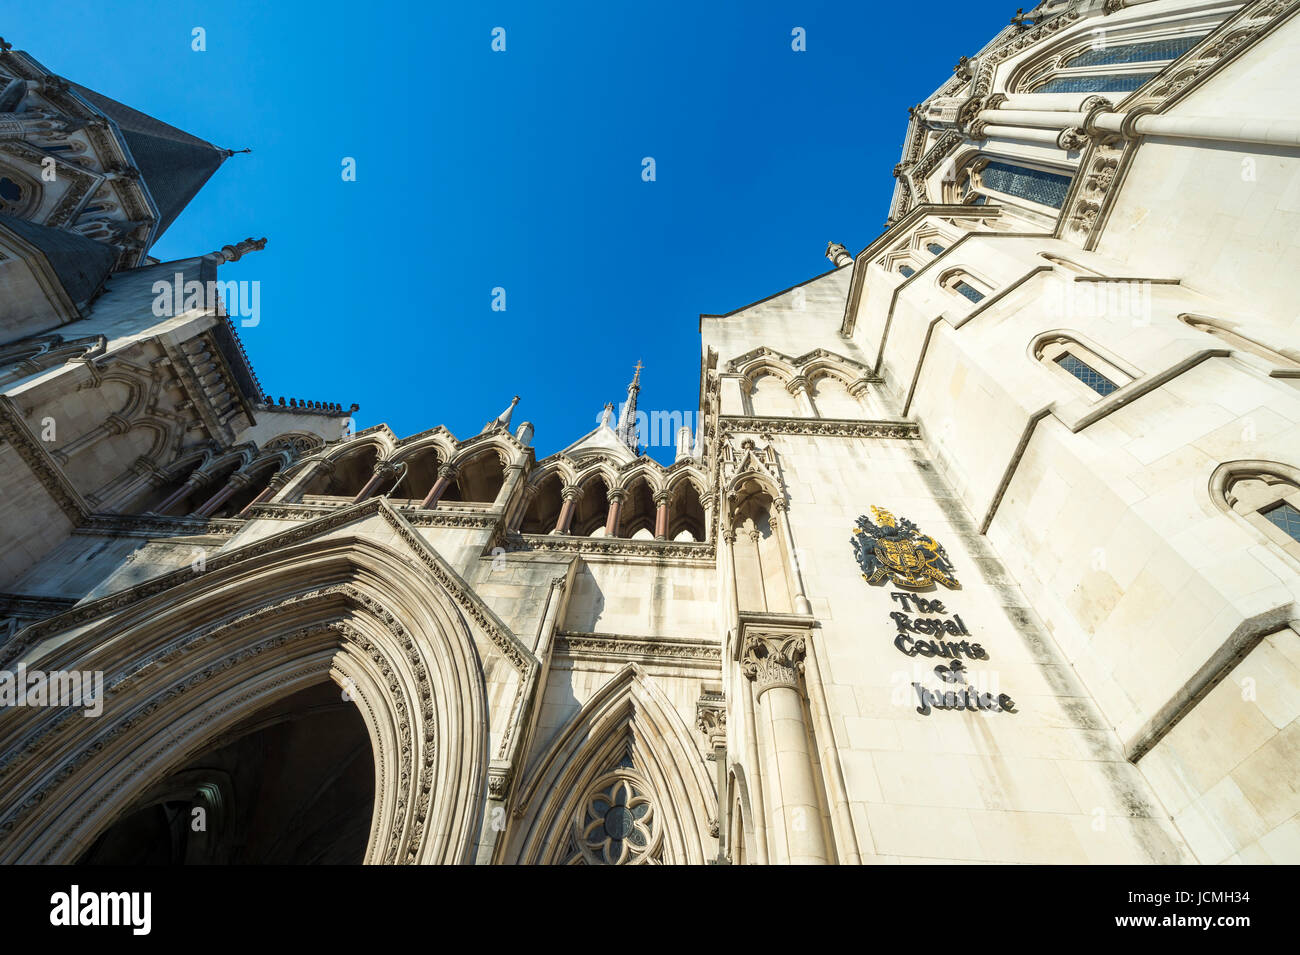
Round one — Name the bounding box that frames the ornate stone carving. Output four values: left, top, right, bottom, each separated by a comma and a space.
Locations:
740, 632, 807, 694
695, 696, 727, 744
718, 415, 919, 440
1057, 127, 1089, 151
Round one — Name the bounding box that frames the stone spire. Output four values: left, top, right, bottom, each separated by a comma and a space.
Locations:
484, 395, 519, 432
615, 360, 642, 453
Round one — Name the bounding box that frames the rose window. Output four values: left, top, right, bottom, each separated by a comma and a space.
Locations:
575, 775, 658, 865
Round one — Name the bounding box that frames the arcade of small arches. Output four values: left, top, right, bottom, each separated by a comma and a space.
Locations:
139, 426, 715, 544
517, 468, 710, 542
726, 349, 882, 421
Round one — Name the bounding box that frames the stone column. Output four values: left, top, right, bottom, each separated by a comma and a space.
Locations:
773, 499, 812, 615
419, 464, 458, 509
554, 486, 581, 534
696, 696, 728, 863
50, 412, 131, 465
94, 458, 166, 513
787, 377, 817, 418
742, 631, 827, 865
508, 483, 537, 532
352, 460, 398, 504
654, 492, 670, 540
192, 472, 253, 518
494, 462, 526, 512
238, 473, 286, 517
152, 471, 210, 516
604, 489, 626, 537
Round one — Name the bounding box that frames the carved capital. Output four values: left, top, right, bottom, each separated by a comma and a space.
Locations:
741, 632, 806, 695
487, 766, 512, 801
696, 696, 727, 745
1057, 127, 1089, 151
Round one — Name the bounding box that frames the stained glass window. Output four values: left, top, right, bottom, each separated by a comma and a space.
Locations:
1065, 34, 1205, 68
1262, 502, 1300, 543
1056, 353, 1118, 396
1032, 73, 1158, 94
979, 161, 1072, 209
954, 281, 985, 303
927, 243, 946, 255
899, 265, 916, 278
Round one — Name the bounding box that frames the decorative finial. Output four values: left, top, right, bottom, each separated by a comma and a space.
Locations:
221, 147, 252, 158
211, 236, 267, 263
826, 241, 853, 268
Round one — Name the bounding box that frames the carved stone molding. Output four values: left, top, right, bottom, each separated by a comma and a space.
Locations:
718, 415, 919, 440
556, 632, 722, 667
506, 533, 715, 562
695, 694, 727, 745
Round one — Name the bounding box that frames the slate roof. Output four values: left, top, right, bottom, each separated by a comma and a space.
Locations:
0, 212, 116, 313
71, 83, 228, 241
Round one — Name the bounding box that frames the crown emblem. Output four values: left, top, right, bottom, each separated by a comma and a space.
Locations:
851, 506, 959, 590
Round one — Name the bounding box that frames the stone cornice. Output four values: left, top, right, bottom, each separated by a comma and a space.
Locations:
0, 395, 88, 523
76, 513, 241, 539
555, 631, 722, 667
0, 592, 78, 620
717, 415, 919, 440
505, 532, 716, 563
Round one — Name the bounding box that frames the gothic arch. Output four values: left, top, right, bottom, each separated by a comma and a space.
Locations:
726, 762, 757, 865
506, 664, 716, 864
613, 461, 664, 497
0, 536, 492, 865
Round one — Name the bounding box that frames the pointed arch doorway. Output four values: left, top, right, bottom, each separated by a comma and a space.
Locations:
77, 682, 375, 865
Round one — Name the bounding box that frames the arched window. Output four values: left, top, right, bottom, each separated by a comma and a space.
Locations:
1034, 334, 1134, 399
926, 242, 946, 256
669, 481, 706, 542
449, 449, 506, 503
745, 372, 798, 417
1063, 34, 1205, 67
1032, 73, 1159, 94
521, 472, 564, 534
1020, 31, 1208, 95
976, 160, 1072, 209
807, 374, 864, 419
300, 444, 379, 499
1215, 464, 1300, 561
899, 264, 916, 278
940, 270, 989, 304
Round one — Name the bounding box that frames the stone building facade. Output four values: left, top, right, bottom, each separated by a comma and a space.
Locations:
2, 0, 1299, 864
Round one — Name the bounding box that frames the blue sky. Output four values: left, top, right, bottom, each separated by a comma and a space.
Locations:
13, 1, 1010, 463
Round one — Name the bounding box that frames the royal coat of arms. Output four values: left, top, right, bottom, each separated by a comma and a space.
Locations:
851, 506, 959, 590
